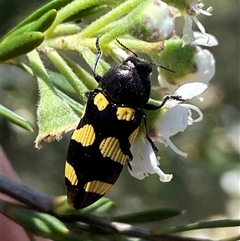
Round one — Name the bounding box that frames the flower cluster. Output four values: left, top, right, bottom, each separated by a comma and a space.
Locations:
126, 0, 218, 183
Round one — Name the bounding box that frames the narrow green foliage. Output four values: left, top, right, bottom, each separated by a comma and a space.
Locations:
80, 198, 115, 214
53, 196, 114, 215
44, 0, 107, 37
2, 0, 73, 38
63, 5, 107, 23
111, 208, 183, 224
0, 105, 34, 132
56, 90, 85, 116
59, 54, 98, 90
49, 70, 77, 96
1, 201, 84, 241
0, 32, 44, 61
47, 50, 88, 103
52, 23, 81, 36
3, 9, 57, 42
80, 0, 145, 38
7, 205, 69, 237
152, 219, 240, 235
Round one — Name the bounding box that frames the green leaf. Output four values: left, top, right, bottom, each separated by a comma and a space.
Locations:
111, 208, 183, 224
56, 89, 84, 116
49, 70, 76, 96
63, 5, 107, 23
52, 23, 81, 36
52, 196, 74, 215
47, 50, 88, 103
0, 105, 34, 132
53, 196, 115, 216
44, 0, 108, 37
152, 219, 240, 235
3, 9, 57, 41
59, 53, 98, 91
2, 0, 73, 39
81, 0, 146, 38
80, 197, 115, 214
0, 32, 44, 61
1, 201, 84, 241
4, 202, 69, 236
27, 50, 79, 148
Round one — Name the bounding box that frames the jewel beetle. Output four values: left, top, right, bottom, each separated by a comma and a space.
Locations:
65, 37, 182, 209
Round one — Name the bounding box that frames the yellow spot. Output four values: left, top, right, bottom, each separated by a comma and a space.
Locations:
128, 127, 139, 144
99, 137, 127, 165
84, 180, 112, 195
72, 124, 95, 146
94, 92, 109, 111
65, 162, 78, 185
116, 107, 135, 121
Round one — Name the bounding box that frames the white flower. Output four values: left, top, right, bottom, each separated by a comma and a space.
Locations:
182, 1, 213, 45
151, 82, 207, 157
128, 82, 207, 181
158, 46, 215, 93
129, 134, 173, 182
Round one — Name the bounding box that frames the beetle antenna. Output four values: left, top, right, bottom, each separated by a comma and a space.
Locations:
149, 61, 175, 73
93, 36, 102, 82
116, 39, 138, 58
116, 39, 174, 73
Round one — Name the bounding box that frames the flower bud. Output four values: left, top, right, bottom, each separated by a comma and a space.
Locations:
151, 39, 215, 92
127, 0, 175, 41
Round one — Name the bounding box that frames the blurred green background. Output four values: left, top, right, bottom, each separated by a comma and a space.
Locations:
0, 0, 239, 233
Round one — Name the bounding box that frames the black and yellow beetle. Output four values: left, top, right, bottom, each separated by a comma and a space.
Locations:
65, 38, 182, 209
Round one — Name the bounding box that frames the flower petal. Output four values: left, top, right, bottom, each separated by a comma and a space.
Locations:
193, 32, 218, 47
174, 82, 208, 99
182, 15, 195, 44
151, 105, 188, 157
194, 47, 216, 84
192, 15, 206, 33
154, 105, 188, 137
181, 103, 203, 124
175, 47, 215, 85
129, 136, 173, 182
